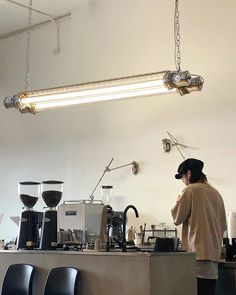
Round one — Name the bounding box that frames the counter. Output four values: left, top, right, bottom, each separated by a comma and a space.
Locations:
0, 250, 197, 295
216, 260, 236, 295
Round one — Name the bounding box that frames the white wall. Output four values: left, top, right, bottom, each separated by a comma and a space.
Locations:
0, 0, 235, 240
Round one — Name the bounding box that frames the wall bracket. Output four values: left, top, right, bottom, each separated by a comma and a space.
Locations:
89, 158, 140, 202
162, 132, 188, 160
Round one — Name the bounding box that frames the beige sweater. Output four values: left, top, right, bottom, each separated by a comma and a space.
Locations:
171, 182, 227, 262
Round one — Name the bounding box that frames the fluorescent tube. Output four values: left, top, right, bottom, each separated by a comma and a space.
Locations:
4, 71, 203, 114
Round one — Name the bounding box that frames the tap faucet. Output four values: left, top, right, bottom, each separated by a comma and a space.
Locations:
122, 205, 139, 252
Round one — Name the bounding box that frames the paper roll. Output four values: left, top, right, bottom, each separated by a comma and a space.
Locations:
0, 213, 3, 224
226, 211, 236, 240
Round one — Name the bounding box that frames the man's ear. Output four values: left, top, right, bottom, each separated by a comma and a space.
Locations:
186, 170, 191, 179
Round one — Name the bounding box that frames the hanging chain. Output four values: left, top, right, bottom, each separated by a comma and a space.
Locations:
25, 0, 33, 92
174, 0, 181, 71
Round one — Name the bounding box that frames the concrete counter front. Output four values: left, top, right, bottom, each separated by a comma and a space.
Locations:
0, 250, 196, 295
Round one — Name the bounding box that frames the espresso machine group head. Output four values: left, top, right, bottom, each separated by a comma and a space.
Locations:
17, 181, 42, 249
39, 180, 63, 250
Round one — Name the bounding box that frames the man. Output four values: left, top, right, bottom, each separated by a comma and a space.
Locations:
171, 158, 227, 295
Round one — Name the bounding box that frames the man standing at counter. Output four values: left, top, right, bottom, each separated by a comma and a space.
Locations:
171, 158, 227, 295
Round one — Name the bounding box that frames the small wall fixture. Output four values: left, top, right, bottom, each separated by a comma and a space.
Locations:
89, 158, 139, 202
162, 132, 187, 160
4, 0, 204, 114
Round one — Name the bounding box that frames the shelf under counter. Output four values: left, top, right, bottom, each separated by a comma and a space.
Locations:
0, 250, 197, 295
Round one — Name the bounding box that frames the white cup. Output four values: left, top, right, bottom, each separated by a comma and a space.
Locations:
94, 239, 101, 251
134, 233, 142, 247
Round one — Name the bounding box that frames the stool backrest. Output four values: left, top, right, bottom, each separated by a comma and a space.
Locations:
1, 263, 35, 295
44, 267, 80, 295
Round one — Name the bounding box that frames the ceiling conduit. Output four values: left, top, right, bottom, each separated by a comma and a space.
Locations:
0, 0, 70, 54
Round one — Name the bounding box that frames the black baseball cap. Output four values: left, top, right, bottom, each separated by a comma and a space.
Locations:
175, 158, 204, 179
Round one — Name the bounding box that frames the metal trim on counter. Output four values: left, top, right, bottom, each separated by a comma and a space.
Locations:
0, 249, 195, 257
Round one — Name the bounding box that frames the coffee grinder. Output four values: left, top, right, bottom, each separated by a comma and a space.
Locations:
39, 180, 63, 250
17, 181, 42, 249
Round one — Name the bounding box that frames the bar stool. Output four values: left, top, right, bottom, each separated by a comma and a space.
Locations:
1, 263, 35, 295
44, 266, 80, 295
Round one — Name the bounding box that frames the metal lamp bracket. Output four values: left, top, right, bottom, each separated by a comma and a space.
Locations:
105, 160, 139, 175
89, 158, 140, 202
162, 138, 187, 152
162, 132, 188, 160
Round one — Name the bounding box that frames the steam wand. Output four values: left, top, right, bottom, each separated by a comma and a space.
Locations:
89, 158, 139, 202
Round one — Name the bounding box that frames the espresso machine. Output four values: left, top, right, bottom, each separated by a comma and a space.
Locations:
39, 180, 63, 250
17, 181, 43, 249
57, 200, 107, 245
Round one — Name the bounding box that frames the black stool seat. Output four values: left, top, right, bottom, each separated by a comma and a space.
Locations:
44, 266, 80, 295
1, 263, 35, 295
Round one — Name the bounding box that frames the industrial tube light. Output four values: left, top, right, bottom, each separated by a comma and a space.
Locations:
3, 0, 204, 115
4, 70, 203, 114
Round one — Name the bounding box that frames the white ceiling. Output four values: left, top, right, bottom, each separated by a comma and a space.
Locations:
0, 0, 80, 37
